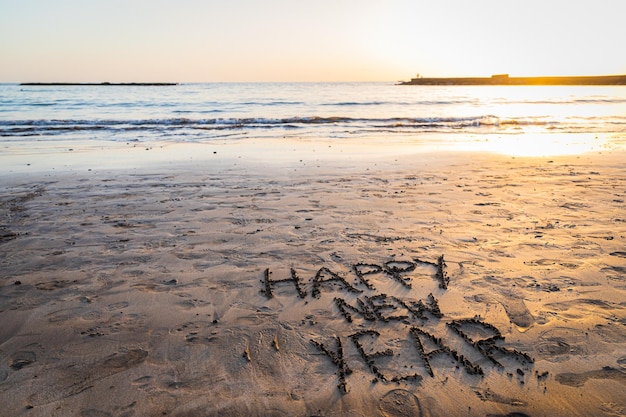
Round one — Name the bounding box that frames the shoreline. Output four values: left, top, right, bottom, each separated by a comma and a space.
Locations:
1, 132, 623, 176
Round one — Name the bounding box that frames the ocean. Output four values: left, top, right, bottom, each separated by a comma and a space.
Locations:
1, 82, 626, 153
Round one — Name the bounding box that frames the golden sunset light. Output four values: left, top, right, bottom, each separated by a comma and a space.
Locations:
454, 133, 610, 157
1, 0, 625, 82
2, 1, 626, 416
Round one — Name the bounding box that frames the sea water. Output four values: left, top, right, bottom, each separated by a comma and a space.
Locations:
1, 82, 625, 150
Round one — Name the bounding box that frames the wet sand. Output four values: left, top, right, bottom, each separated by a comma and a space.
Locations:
1, 141, 625, 416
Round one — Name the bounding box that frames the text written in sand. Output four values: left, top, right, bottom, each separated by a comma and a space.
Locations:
261, 255, 535, 394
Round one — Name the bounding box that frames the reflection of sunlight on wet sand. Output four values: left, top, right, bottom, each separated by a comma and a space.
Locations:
2, 133, 624, 175
452, 133, 614, 157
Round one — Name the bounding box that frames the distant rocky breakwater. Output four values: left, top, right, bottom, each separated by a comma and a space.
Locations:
19, 82, 178, 86
400, 74, 626, 85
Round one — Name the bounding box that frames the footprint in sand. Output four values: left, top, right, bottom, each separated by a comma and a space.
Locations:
105, 301, 130, 311
599, 402, 626, 416
28, 348, 148, 406
9, 350, 37, 370
474, 387, 527, 407
34, 279, 76, 291
545, 298, 622, 321
79, 409, 113, 417
602, 265, 626, 281
497, 296, 534, 329
46, 307, 87, 324
131, 375, 153, 391
471, 292, 534, 330
378, 389, 422, 417
594, 323, 626, 343
102, 348, 148, 369
535, 327, 588, 361
555, 367, 626, 387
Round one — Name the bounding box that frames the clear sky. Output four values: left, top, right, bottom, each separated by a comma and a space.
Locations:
1, 0, 625, 82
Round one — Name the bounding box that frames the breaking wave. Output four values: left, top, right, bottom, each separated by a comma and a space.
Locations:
2, 114, 624, 140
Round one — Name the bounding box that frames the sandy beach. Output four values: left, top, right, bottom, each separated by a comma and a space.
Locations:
1, 140, 625, 416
